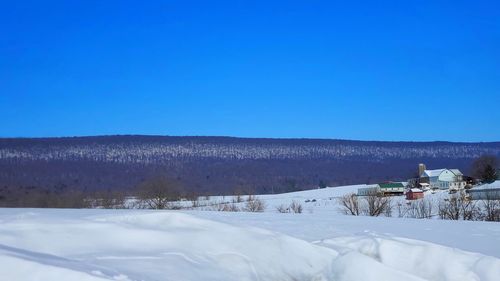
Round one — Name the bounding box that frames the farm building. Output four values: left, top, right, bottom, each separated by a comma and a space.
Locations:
357, 185, 379, 196
378, 182, 405, 195
406, 188, 424, 200
357, 182, 405, 196
418, 182, 431, 190
466, 181, 500, 200
418, 164, 466, 190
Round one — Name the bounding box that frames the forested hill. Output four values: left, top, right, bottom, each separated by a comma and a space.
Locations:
1, 135, 499, 194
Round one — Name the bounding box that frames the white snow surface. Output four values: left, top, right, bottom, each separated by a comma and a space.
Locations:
1, 184, 500, 281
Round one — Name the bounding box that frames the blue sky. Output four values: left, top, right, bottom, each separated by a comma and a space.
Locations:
1, 1, 499, 141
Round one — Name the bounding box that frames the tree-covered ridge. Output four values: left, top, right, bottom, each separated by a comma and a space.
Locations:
1, 136, 498, 163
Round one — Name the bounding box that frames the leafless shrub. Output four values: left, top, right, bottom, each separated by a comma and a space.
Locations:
227, 203, 241, 212
363, 191, 392, 217
461, 201, 481, 221
338, 192, 391, 217
338, 193, 360, 216
136, 177, 182, 210
406, 198, 433, 219
439, 191, 481, 220
214, 203, 240, 212
245, 197, 266, 212
383, 199, 393, 217
231, 194, 245, 204
191, 197, 200, 208
231, 188, 245, 203
438, 198, 460, 220
277, 201, 303, 213
482, 192, 500, 222
397, 202, 407, 218
276, 204, 289, 213
289, 200, 303, 213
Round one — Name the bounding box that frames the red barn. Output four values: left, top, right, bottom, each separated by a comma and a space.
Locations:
406, 188, 424, 200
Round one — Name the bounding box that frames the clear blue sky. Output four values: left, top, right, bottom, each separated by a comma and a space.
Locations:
1, 1, 499, 141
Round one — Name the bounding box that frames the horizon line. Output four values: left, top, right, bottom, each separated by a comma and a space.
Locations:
0, 134, 499, 144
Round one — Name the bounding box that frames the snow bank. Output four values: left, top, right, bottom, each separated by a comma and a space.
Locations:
328, 250, 426, 281
0, 210, 336, 281
1, 208, 499, 281
320, 235, 500, 281
0, 250, 119, 281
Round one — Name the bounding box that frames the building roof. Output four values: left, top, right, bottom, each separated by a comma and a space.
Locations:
409, 188, 423, 193
378, 182, 405, 189
421, 168, 463, 178
421, 169, 445, 177
473, 180, 500, 191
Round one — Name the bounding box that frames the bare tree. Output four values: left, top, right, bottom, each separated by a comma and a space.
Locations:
406, 198, 433, 219
136, 177, 182, 209
461, 198, 480, 221
439, 191, 480, 220
363, 191, 392, 217
481, 191, 500, 222
397, 202, 408, 218
383, 199, 393, 217
338, 193, 360, 216
438, 198, 460, 220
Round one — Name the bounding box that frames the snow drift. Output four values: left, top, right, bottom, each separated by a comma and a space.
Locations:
0, 209, 499, 281
320, 235, 500, 281
0, 210, 335, 281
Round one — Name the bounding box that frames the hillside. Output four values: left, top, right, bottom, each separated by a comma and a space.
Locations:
1, 135, 499, 194
1, 193, 499, 281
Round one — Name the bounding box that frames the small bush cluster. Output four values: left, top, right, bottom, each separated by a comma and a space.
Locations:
397, 198, 434, 219
276, 201, 303, 213
213, 203, 240, 212
244, 196, 266, 212
339, 191, 500, 222
338, 192, 392, 217
438, 192, 479, 220
232, 194, 244, 203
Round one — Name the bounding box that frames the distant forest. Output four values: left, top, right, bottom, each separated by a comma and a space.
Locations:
1, 136, 499, 195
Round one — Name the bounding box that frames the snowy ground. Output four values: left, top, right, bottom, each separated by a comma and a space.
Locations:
1, 185, 500, 281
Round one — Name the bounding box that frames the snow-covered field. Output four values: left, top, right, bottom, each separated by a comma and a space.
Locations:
1, 185, 500, 281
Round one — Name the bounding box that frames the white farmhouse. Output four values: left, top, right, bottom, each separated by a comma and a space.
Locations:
419, 165, 466, 190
